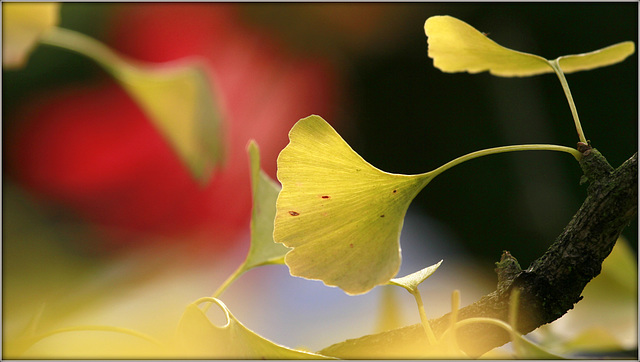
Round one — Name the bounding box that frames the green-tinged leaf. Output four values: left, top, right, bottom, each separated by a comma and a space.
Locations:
244, 141, 289, 269
388, 260, 443, 292
210, 142, 287, 298
174, 298, 333, 359
511, 333, 566, 359
274, 115, 432, 295
113, 61, 225, 182
424, 15, 550, 77
2, 3, 60, 69
39, 27, 224, 182
558, 42, 635, 74
558, 328, 624, 354
425, 15, 635, 77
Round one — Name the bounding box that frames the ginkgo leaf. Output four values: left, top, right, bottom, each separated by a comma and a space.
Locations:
210, 142, 288, 298
174, 297, 333, 359
273, 115, 432, 295
113, 60, 226, 183
558, 42, 635, 74
244, 141, 289, 269
425, 15, 550, 77
2, 3, 60, 69
40, 27, 225, 183
388, 260, 443, 293
425, 15, 635, 77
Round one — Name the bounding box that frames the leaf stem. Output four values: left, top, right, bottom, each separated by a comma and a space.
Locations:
410, 289, 438, 345
549, 59, 588, 144
39, 26, 127, 72
201, 263, 248, 313
425, 144, 581, 179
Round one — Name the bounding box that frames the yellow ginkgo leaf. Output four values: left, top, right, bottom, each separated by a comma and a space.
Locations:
2, 3, 60, 69
388, 260, 443, 293
425, 15, 550, 77
558, 41, 636, 74
113, 60, 226, 183
425, 15, 635, 77
174, 297, 333, 359
39, 27, 225, 183
274, 115, 432, 295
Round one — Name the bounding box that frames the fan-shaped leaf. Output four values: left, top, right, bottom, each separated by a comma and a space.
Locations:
40, 28, 225, 182
558, 41, 635, 74
274, 115, 432, 295
424, 15, 550, 77
425, 15, 635, 77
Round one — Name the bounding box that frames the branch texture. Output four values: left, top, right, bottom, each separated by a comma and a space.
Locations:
319, 148, 638, 358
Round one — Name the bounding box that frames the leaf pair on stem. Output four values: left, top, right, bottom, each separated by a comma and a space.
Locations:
272, 15, 634, 296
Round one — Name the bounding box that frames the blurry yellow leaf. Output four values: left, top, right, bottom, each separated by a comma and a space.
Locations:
388, 260, 443, 292
40, 27, 224, 182
114, 60, 225, 182
2, 3, 60, 69
425, 15, 635, 77
274, 115, 432, 295
174, 297, 333, 359
559, 327, 624, 354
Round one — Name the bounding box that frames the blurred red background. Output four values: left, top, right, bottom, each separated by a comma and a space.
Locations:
6, 4, 338, 255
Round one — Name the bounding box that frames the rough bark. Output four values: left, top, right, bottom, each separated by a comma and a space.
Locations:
319, 147, 638, 359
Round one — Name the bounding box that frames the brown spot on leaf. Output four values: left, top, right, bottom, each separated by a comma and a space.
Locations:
392, 189, 397, 194
321, 195, 330, 199
380, 214, 385, 218
288, 211, 300, 216
350, 243, 354, 248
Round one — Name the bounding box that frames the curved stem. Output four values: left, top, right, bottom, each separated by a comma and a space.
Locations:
28, 325, 162, 349
201, 263, 247, 313
410, 289, 438, 345
425, 144, 581, 180
39, 26, 127, 72
549, 59, 588, 144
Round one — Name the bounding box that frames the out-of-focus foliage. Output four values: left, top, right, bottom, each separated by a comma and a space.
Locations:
174, 298, 333, 359
40, 27, 226, 181
6, 4, 337, 252
2, 2, 60, 68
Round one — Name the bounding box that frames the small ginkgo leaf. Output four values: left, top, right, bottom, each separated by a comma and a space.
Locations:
425, 15, 550, 77
244, 141, 289, 269
2, 3, 60, 69
40, 28, 224, 183
388, 260, 443, 293
274, 115, 432, 295
558, 41, 635, 74
425, 15, 635, 77
174, 298, 333, 359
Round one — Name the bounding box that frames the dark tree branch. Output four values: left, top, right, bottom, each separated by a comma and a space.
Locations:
319, 147, 638, 359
